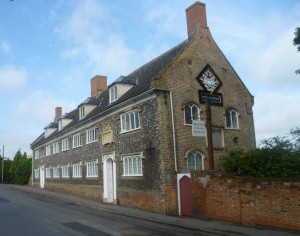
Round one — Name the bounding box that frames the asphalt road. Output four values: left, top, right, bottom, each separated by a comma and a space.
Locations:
0, 185, 214, 236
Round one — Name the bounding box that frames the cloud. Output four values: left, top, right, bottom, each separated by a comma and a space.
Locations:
254, 90, 300, 144
0, 65, 27, 93
0, 41, 11, 54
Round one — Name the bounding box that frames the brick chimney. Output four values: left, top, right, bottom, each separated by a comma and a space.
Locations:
55, 107, 62, 122
91, 75, 107, 98
186, 1, 207, 38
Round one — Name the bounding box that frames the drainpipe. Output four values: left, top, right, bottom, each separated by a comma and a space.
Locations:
169, 92, 178, 172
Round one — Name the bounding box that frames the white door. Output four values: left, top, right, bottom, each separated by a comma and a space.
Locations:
106, 158, 114, 203
40, 165, 45, 189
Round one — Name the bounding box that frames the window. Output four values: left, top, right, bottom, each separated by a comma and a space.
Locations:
61, 165, 69, 178
34, 150, 39, 160
34, 169, 40, 179
79, 106, 85, 119
61, 138, 69, 151
52, 166, 59, 178
45, 145, 51, 156
46, 167, 51, 178
123, 155, 143, 176
73, 133, 82, 148
212, 129, 224, 148
86, 160, 98, 177
109, 85, 118, 103
72, 163, 82, 178
86, 127, 98, 144
58, 119, 63, 131
184, 103, 200, 125
226, 108, 239, 129
120, 110, 140, 133
52, 142, 60, 154
187, 150, 204, 172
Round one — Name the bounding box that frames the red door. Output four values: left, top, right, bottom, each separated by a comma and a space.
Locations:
180, 176, 192, 216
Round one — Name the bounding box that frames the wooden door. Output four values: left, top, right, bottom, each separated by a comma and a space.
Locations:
180, 175, 192, 216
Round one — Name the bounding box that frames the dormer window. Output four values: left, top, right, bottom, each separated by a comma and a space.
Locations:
79, 106, 85, 119
109, 85, 118, 103
58, 120, 62, 131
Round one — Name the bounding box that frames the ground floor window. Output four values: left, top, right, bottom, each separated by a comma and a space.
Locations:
187, 150, 204, 172
86, 160, 98, 177
61, 165, 69, 178
34, 169, 39, 179
123, 154, 143, 176
45, 167, 51, 178
52, 166, 59, 178
72, 163, 82, 178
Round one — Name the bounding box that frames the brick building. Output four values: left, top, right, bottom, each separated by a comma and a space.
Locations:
31, 1, 256, 215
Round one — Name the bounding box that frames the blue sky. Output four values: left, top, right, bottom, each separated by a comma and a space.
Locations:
0, 0, 300, 158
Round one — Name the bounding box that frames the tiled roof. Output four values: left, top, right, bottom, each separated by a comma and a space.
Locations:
31, 39, 189, 148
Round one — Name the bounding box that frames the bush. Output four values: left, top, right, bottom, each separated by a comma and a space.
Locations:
220, 136, 300, 177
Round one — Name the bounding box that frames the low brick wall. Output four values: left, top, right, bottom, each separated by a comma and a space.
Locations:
192, 171, 300, 231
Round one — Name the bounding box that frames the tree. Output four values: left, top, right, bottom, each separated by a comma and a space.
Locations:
9, 150, 32, 185
293, 27, 300, 75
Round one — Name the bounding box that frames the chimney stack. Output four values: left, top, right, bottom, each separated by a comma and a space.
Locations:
186, 1, 207, 38
91, 75, 107, 98
55, 107, 62, 122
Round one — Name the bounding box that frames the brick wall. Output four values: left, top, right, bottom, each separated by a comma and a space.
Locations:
192, 171, 300, 231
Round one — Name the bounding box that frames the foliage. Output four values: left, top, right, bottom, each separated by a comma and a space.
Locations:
220, 132, 300, 177
293, 27, 300, 75
0, 158, 14, 184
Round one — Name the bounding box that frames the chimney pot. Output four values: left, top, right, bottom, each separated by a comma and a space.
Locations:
186, 1, 207, 38
91, 75, 107, 97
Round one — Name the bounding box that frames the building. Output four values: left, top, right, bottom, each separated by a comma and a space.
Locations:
31, 1, 256, 216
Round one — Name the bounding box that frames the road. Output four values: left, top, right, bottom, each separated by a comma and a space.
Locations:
0, 185, 213, 236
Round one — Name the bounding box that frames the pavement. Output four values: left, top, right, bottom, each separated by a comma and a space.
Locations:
7, 184, 300, 236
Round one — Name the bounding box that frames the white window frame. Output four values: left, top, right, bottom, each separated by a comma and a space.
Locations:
226, 108, 239, 129
45, 167, 51, 178
109, 85, 118, 103
52, 142, 60, 154
122, 154, 143, 176
58, 119, 63, 131
120, 110, 140, 133
52, 166, 59, 178
61, 138, 69, 151
34, 169, 40, 179
61, 165, 69, 178
73, 133, 82, 148
79, 106, 85, 119
72, 162, 82, 178
86, 160, 98, 178
187, 150, 204, 172
86, 127, 98, 144
45, 145, 51, 156
184, 103, 200, 125
34, 150, 39, 160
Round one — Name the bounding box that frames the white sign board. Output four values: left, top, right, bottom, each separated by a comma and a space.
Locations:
192, 120, 206, 137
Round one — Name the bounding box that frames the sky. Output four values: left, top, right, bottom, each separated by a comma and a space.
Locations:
0, 0, 300, 159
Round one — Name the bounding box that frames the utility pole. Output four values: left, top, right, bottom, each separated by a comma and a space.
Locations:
205, 98, 214, 170
2, 145, 4, 184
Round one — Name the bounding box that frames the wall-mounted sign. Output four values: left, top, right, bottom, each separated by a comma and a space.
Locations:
192, 120, 206, 137
196, 64, 222, 94
199, 90, 223, 106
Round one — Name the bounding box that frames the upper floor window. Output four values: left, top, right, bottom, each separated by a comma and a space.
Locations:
58, 119, 63, 131
120, 110, 140, 133
86, 160, 98, 177
52, 142, 60, 154
61, 138, 69, 151
109, 85, 118, 103
79, 106, 85, 119
123, 154, 143, 176
73, 133, 82, 148
187, 150, 204, 172
184, 103, 200, 125
86, 127, 98, 144
34, 150, 39, 160
226, 108, 239, 129
72, 162, 82, 178
45, 145, 51, 156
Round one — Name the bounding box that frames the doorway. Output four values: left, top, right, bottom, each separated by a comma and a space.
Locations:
103, 155, 116, 203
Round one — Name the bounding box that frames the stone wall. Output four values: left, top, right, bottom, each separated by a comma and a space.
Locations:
192, 171, 300, 231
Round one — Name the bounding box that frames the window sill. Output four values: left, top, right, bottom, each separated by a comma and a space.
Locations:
225, 127, 240, 130
122, 174, 143, 177
120, 127, 141, 134
72, 145, 82, 149
86, 140, 98, 145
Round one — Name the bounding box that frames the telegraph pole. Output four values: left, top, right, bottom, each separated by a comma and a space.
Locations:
1, 145, 4, 183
